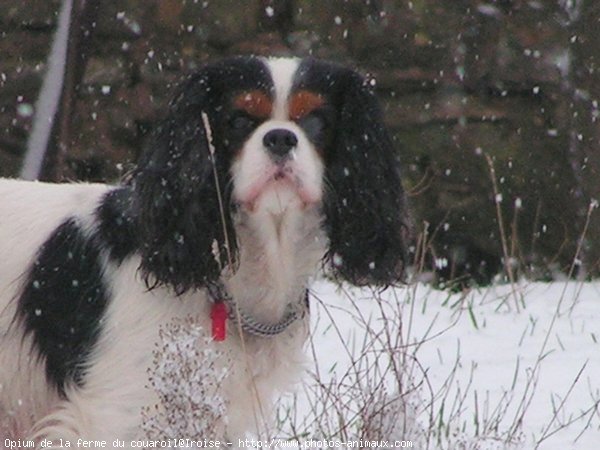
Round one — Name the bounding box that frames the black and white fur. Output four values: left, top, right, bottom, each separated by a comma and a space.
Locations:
0, 57, 408, 442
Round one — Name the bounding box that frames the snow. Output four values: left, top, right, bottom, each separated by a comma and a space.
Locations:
279, 280, 600, 449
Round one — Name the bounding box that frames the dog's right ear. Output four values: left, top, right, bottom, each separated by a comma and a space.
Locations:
131, 69, 237, 295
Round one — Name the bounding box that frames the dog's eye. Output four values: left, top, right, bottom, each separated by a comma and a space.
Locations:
299, 109, 331, 136
300, 114, 325, 136
229, 111, 256, 130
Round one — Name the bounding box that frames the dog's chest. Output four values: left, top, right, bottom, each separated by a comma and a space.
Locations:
90, 259, 309, 439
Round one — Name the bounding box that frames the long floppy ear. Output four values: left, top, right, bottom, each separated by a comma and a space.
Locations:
131, 72, 236, 295
324, 71, 409, 287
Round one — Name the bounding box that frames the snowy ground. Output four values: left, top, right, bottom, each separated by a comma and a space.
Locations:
277, 280, 600, 449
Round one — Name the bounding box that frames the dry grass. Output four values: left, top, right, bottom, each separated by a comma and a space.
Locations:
273, 276, 600, 449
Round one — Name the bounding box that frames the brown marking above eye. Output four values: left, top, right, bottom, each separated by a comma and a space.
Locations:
232, 90, 273, 119
288, 90, 325, 121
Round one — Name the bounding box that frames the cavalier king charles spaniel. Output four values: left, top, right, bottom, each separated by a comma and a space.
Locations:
0, 56, 408, 443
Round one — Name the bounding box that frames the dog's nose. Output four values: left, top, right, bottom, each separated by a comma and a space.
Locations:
263, 129, 298, 158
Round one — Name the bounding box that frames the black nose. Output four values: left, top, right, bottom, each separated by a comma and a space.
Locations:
263, 129, 298, 158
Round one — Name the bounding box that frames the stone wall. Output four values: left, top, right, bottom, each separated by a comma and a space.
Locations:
1, 0, 599, 282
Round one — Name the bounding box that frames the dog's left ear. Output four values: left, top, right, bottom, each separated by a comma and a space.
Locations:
324, 70, 409, 287
131, 71, 236, 295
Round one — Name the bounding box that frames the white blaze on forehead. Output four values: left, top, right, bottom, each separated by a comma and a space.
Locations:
264, 57, 300, 120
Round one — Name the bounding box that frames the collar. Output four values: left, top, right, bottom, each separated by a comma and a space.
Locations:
207, 281, 307, 341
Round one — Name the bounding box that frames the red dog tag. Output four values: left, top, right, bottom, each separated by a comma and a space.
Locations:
211, 302, 228, 341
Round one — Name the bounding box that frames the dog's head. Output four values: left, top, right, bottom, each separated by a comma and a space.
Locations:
132, 56, 409, 294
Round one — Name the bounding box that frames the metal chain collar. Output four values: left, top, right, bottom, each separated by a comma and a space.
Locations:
207, 282, 305, 338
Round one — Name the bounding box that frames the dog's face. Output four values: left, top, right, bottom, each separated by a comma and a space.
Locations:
133, 56, 409, 293
223, 59, 328, 215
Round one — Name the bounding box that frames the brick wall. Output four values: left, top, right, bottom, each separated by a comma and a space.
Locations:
1, 0, 598, 280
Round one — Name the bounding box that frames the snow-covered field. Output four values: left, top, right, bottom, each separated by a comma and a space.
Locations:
277, 280, 600, 449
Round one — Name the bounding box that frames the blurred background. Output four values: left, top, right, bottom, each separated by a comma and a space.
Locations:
1, 0, 599, 284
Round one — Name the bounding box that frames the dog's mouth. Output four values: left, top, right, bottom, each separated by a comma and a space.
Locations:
272, 168, 287, 181
237, 166, 320, 213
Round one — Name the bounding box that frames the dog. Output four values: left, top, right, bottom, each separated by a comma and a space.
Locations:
0, 56, 408, 443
